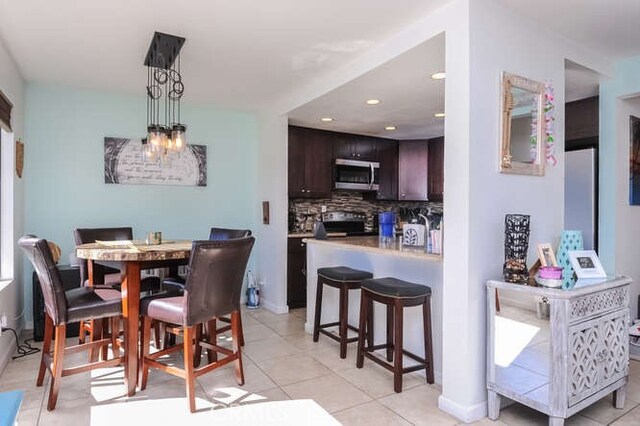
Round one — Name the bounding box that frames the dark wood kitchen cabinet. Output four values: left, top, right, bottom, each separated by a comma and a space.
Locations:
287, 237, 307, 308
398, 140, 429, 201
375, 139, 398, 200
427, 136, 444, 202
288, 126, 332, 198
333, 133, 377, 161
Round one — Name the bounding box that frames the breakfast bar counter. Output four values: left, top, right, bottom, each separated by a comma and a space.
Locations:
304, 236, 443, 383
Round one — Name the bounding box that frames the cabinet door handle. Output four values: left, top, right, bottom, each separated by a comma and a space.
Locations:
401, 193, 406, 198
300, 243, 305, 247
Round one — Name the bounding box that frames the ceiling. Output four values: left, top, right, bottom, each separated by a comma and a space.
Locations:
288, 34, 445, 140
504, 0, 640, 61
0, 0, 452, 111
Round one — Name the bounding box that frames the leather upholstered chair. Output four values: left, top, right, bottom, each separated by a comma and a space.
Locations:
140, 237, 255, 412
19, 236, 123, 411
162, 227, 252, 352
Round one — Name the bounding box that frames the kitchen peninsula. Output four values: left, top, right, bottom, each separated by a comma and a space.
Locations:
304, 236, 443, 383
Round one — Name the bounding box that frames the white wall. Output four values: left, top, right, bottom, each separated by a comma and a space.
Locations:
615, 97, 640, 319
0, 35, 25, 373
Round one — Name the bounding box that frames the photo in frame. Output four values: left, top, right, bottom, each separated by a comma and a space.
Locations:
630, 115, 640, 205
568, 250, 606, 279
537, 243, 557, 267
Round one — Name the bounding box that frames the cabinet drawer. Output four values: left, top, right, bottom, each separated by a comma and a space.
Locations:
569, 286, 629, 323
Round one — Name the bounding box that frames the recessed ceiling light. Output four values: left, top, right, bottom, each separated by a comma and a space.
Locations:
385, 125, 397, 131
366, 99, 381, 105
434, 112, 445, 118
431, 72, 446, 80
320, 117, 334, 122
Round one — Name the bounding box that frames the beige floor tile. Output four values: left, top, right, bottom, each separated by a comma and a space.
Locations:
612, 404, 640, 425
264, 316, 306, 336
333, 400, 412, 425
499, 403, 604, 425
37, 394, 93, 426
16, 406, 41, 425
379, 384, 458, 426
281, 373, 372, 413
246, 308, 287, 323
242, 334, 302, 362
281, 331, 335, 352
336, 361, 425, 399
256, 353, 332, 386
290, 308, 307, 319
241, 322, 278, 343
197, 357, 277, 394
466, 417, 509, 425
310, 344, 360, 371
578, 394, 638, 425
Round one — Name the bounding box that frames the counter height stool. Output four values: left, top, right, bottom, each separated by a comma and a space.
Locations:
356, 277, 434, 393
313, 266, 373, 359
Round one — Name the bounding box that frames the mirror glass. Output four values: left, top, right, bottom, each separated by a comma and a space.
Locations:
500, 73, 545, 176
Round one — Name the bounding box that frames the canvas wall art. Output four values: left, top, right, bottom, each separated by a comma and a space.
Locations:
104, 137, 207, 187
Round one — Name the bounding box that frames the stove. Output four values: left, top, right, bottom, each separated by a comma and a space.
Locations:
322, 211, 376, 236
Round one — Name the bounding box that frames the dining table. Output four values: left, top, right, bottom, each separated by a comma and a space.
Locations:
76, 239, 192, 396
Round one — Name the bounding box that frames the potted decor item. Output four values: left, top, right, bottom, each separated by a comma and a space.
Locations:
503, 214, 530, 284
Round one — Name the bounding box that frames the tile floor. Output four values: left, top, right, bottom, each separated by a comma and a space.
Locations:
1, 307, 639, 425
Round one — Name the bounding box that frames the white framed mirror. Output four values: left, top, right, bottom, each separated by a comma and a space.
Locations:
500, 72, 545, 176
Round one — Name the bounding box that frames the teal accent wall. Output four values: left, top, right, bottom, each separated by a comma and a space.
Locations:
599, 55, 640, 272
23, 83, 259, 322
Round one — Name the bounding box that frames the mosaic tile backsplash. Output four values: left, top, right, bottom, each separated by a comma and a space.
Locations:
289, 191, 443, 232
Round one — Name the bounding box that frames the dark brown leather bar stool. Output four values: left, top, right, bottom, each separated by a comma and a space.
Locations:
19, 236, 124, 411
313, 266, 373, 358
356, 277, 434, 393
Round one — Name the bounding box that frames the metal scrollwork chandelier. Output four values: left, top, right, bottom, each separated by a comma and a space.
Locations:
144, 32, 187, 164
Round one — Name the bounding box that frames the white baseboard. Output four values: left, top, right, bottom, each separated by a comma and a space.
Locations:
304, 322, 313, 334
438, 395, 487, 423
260, 299, 289, 314
0, 326, 17, 378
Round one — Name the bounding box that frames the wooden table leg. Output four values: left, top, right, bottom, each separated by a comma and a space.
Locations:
121, 261, 141, 397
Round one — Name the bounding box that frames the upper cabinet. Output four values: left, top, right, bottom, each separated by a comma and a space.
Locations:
288, 126, 332, 198
333, 134, 378, 161
398, 140, 429, 201
565, 96, 598, 144
376, 139, 398, 200
427, 137, 444, 202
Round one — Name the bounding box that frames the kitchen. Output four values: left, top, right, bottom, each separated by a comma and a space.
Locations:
286, 34, 446, 382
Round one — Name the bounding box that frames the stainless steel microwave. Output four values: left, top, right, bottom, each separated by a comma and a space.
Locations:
334, 158, 380, 191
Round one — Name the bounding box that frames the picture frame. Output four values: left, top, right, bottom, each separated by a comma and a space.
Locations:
630, 115, 640, 205
569, 250, 607, 279
537, 243, 557, 267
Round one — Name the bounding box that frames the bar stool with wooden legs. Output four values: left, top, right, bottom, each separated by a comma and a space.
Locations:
356, 277, 434, 393
313, 266, 373, 358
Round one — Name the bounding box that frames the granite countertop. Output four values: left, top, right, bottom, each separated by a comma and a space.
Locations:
304, 236, 442, 260
288, 232, 347, 238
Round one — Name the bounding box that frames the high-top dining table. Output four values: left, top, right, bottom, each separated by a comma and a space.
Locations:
76, 240, 192, 396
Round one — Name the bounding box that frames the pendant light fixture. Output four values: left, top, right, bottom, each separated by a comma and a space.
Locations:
143, 32, 187, 163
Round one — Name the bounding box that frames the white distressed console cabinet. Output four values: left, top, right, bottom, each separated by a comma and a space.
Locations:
486, 276, 631, 426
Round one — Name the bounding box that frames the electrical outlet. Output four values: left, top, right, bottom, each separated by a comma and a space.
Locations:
259, 279, 266, 288
321, 205, 327, 213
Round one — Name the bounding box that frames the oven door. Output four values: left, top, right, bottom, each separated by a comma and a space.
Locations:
334, 159, 379, 191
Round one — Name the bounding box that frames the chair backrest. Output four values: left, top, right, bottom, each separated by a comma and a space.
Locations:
208, 227, 252, 241
183, 237, 255, 326
19, 235, 68, 325
73, 227, 133, 286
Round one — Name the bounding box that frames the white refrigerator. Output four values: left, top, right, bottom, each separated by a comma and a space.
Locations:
564, 148, 596, 250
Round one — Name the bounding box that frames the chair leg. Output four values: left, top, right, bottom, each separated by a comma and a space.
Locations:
47, 324, 66, 411
423, 297, 435, 384
194, 323, 203, 368
356, 291, 368, 369
88, 319, 101, 362
183, 326, 197, 413
231, 311, 244, 386
367, 298, 374, 348
37, 313, 54, 387
386, 304, 394, 362
339, 285, 349, 359
100, 318, 110, 360
313, 278, 323, 342
78, 320, 86, 345
207, 319, 217, 364
237, 309, 245, 347
393, 301, 403, 393
140, 316, 152, 391
153, 321, 161, 350
110, 317, 120, 358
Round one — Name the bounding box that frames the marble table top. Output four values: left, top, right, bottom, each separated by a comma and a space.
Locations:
304, 236, 442, 260
76, 240, 192, 262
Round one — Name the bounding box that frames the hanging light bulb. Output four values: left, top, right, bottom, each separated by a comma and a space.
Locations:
172, 124, 187, 152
